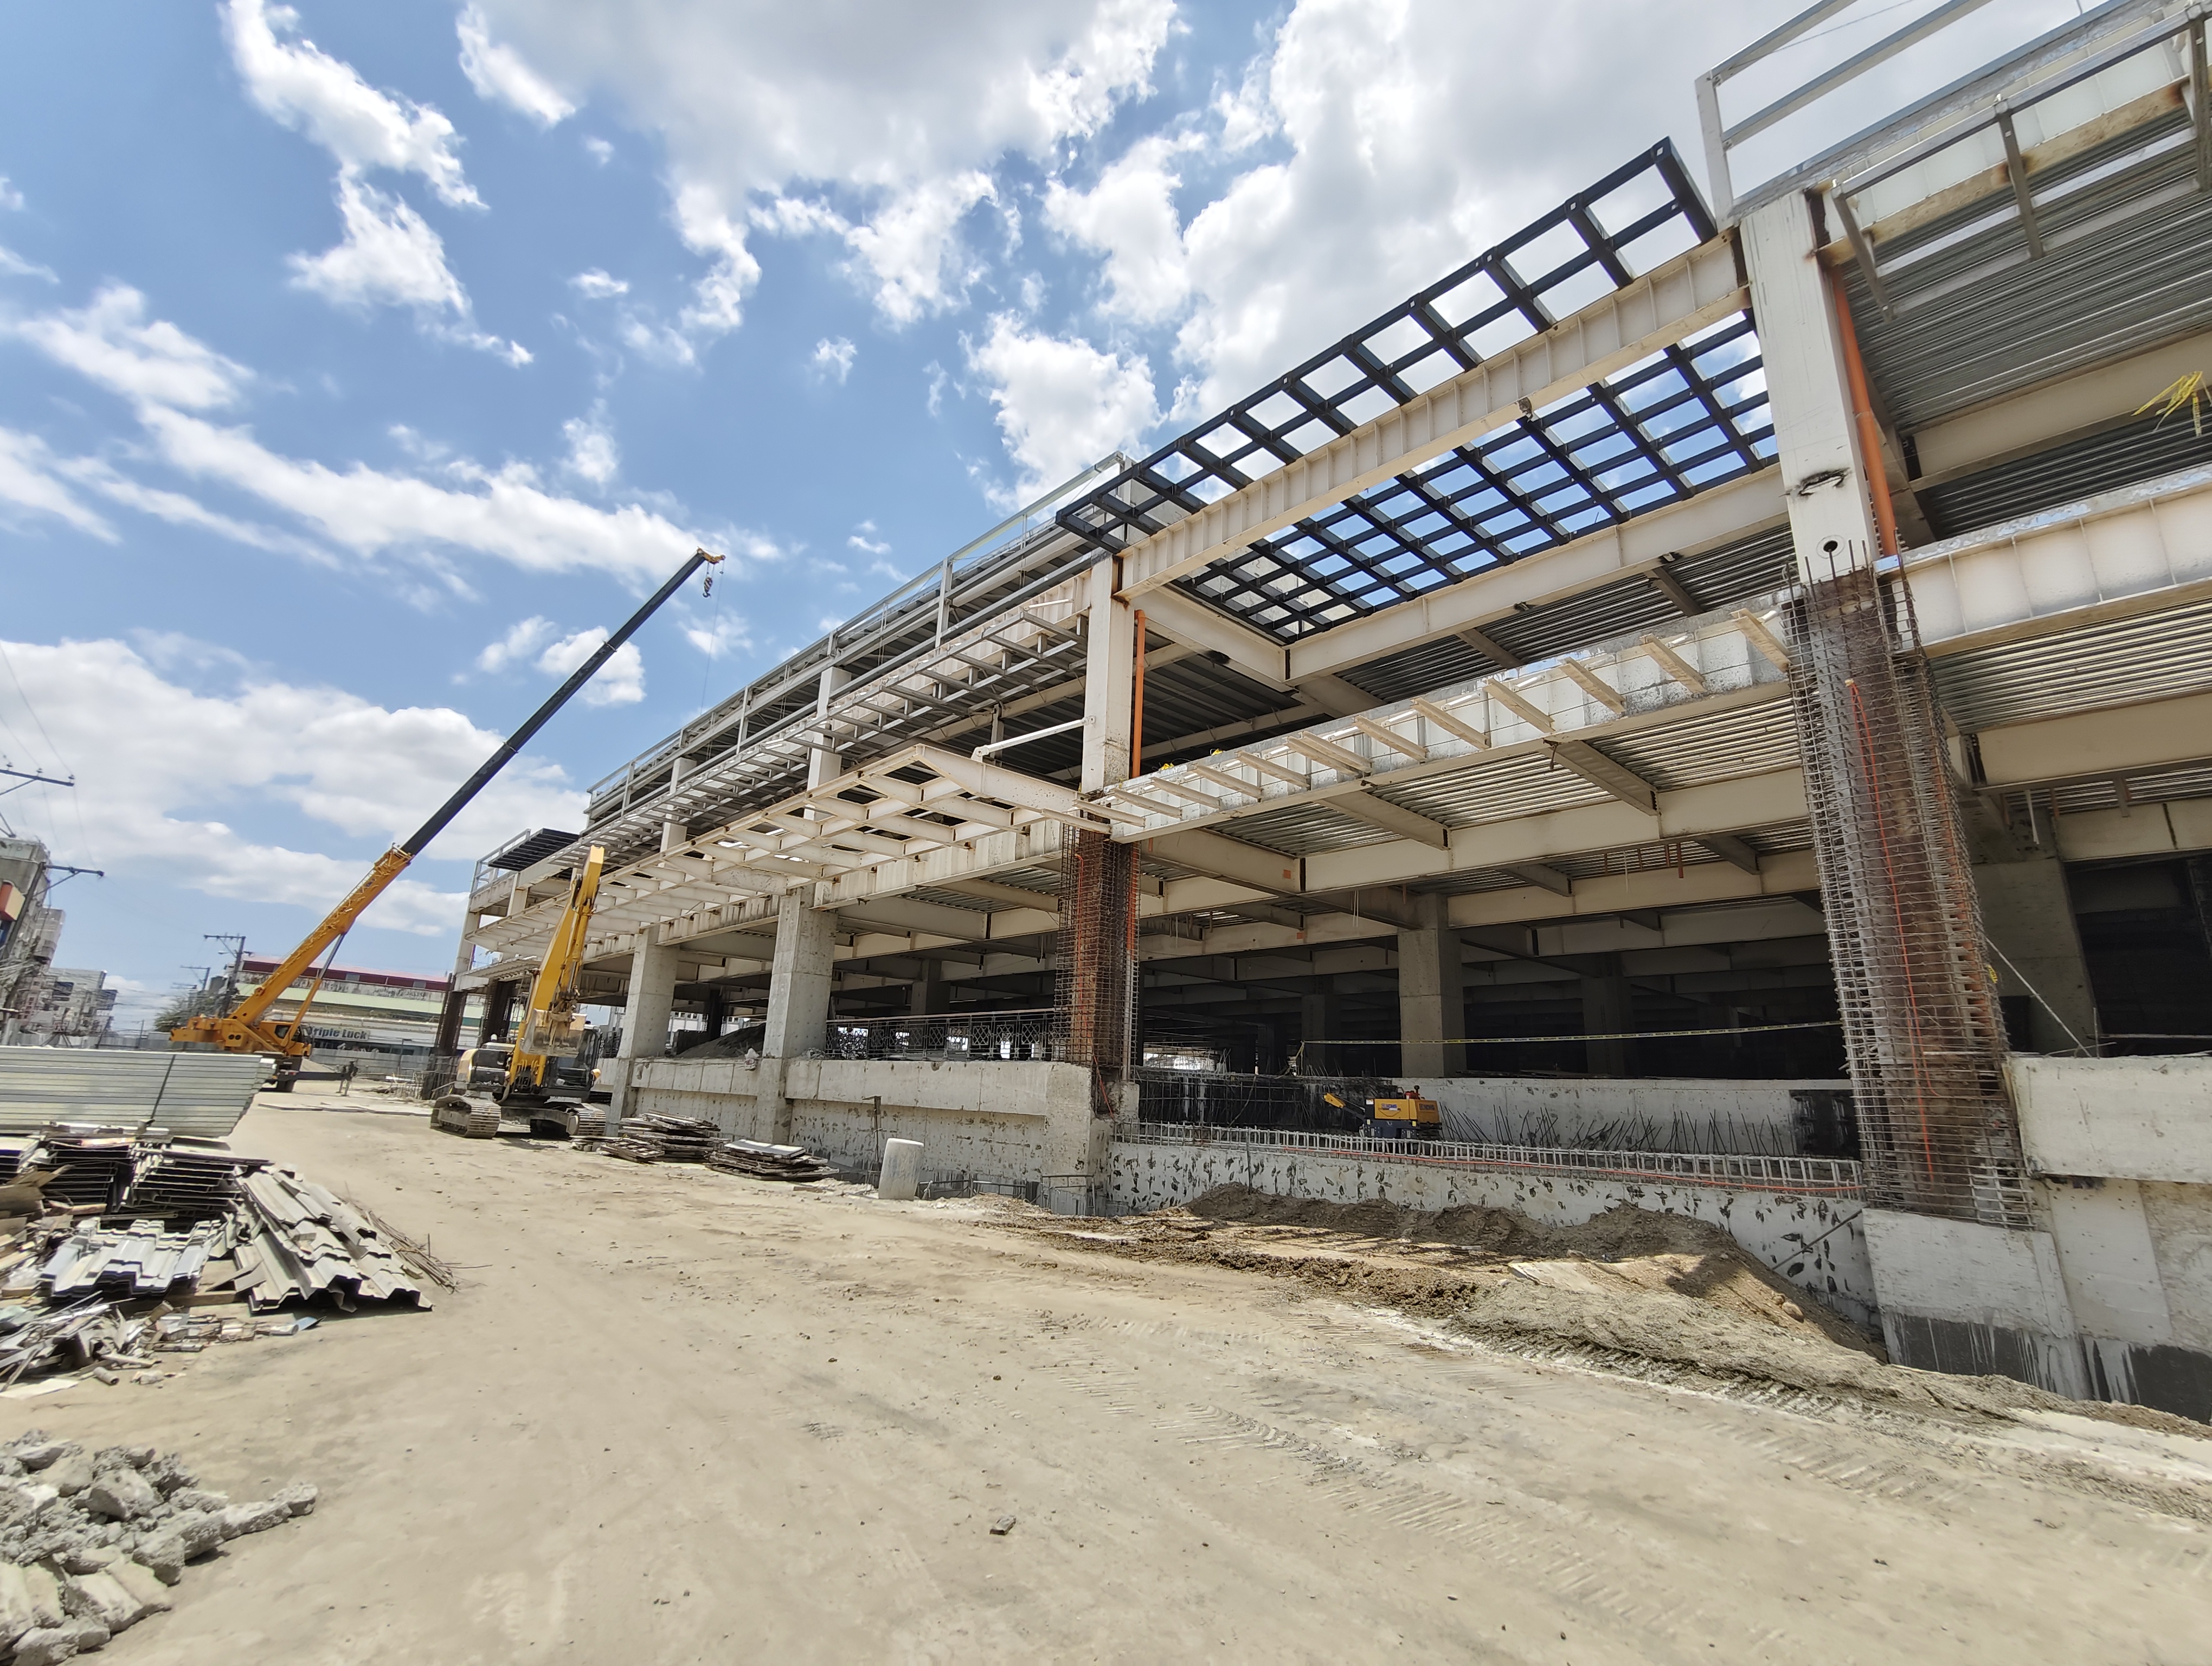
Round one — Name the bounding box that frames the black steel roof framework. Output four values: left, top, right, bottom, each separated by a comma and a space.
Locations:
1051, 142, 1778, 642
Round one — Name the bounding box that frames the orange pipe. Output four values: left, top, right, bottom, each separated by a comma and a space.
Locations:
1830, 274, 1900, 558
1129, 609, 1147, 774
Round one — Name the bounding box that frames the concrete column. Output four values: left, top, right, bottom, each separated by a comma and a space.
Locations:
761, 889, 835, 1143
1739, 191, 1884, 580
1078, 560, 1136, 792
1580, 965, 1632, 1077
607, 931, 680, 1131
809, 664, 851, 789
909, 959, 947, 1017
1397, 896, 1463, 1079
1300, 989, 1341, 1075
1975, 854, 2097, 1053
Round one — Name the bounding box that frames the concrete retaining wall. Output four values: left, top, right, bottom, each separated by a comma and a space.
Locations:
1425, 1077, 1849, 1153
1106, 1138, 1874, 1328
622, 1055, 1107, 1189
2010, 1056, 2212, 1184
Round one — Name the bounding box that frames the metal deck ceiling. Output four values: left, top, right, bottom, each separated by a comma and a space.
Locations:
1932, 593, 2212, 732
1338, 522, 1795, 703
1917, 411, 2212, 540
1846, 88, 2212, 431
1052, 144, 1777, 643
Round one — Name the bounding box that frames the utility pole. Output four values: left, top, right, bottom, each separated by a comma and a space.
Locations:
204, 934, 248, 1007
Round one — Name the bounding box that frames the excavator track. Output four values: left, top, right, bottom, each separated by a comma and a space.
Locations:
430, 1093, 503, 1139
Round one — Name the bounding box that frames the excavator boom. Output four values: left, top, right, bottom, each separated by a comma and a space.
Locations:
173, 547, 722, 1071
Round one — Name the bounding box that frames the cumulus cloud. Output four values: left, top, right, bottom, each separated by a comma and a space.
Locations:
287, 174, 467, 313
466, 0, 1171, 343
0, 177, 21, 211
535, 626, 645, 704
1044, 132, 1198, 325
223, 0, 479, 207
569, 267, 628, 298
8, 289, 713, 584
561, 406, 620, 485
811, 336, 856, 383
967, 313, 1156, 502
456, 4, 575, 128
0, 635, 587, 933
224, 0, 529, 360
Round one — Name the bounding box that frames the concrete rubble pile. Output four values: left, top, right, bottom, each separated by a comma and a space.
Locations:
704, 1139, 838, 1184
0, 1430, 314, 1663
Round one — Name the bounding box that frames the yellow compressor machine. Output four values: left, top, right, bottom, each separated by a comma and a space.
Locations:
1361, 1086, 1441, 1141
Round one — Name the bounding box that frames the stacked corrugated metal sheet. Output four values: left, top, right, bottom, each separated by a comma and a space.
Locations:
124, 1145, 265, 1219
705, 1139, 837, 1182
233, 1167, 426, 1312
25, 1127, 136, 1210
0, 1049, 264, 1139
42, 1219, 233, 1299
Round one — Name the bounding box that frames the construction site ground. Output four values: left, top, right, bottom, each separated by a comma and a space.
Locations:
10, 1096, 2210, 1664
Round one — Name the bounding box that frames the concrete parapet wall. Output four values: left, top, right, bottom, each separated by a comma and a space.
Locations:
1105, 1137, 1874, 1327
622, 1055, 1107, 1188
2008, 1056, 2212, 1185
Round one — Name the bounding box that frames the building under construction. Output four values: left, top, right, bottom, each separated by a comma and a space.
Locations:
445, 1, 2212, 1418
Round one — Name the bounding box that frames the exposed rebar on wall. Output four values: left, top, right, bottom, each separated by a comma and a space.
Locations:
1054, 830, 1136, 1086
1789, 547, 2028, 1227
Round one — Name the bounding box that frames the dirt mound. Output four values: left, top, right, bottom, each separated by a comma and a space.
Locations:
1187, 1184, 1736, 1259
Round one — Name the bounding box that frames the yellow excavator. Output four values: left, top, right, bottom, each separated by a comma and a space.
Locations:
172, 548, 722, 1093
438, 845, 606, 1139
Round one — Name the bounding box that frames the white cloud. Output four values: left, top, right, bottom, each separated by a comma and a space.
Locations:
288, 174, 467, 313
0, 177, 21, 211
476, 616, 558, 673
5, 291, 681, 578
456, 4, 575, 128
1044, 132, 1197, 324
582, 136, 614, 165
0, 636, 587, 933
570, 267, 628, 298
0, 429, 114, 541
843, 172, 998, 324
967, 313, 1156, 502
811, 336, 856, 383
561, 406, 620, 485
846, 521, 889, 556
223, 0, 480, 207
681, 612, 750, 659
534, 627, 645, 705
0, 246, 55, 283
1148, 0, 1773, 411
10, 285, 250, 411
468, 0, 1171, 340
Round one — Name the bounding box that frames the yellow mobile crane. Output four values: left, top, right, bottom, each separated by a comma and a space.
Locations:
438, 845, 605, 1139
172, 548, 723, 1090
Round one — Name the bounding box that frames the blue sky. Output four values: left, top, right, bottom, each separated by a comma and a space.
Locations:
0, 1, 2077, 1024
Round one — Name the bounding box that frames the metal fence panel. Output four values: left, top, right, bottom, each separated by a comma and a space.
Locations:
0, 1049, 265, 1139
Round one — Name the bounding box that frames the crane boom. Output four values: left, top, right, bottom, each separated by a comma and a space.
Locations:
174, 546, 723, 1069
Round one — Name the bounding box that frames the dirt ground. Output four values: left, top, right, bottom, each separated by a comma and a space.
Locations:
6, 1098, 2210, 1664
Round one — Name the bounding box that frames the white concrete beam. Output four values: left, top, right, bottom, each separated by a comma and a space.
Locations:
1118, 238, 1749, 598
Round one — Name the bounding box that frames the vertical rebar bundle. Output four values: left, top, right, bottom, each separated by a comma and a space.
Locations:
1054, 829, 1136, 1079
1789, 552, 2028, 1227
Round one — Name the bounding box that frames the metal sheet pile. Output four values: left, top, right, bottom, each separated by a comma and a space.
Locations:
704, 1139, 839, 1183
124, 1148, 264, 1220
232, 1168, 426, 1313
42, 1221, 234, 1302
24, 1130, 136, 1212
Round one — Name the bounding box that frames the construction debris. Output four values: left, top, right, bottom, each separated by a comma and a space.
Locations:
0, 1430, 314, 1659
705, 1140, 838, 1183
0, 1125, 430, 1394
590, 1114, 718, 1164
233, 1169, 426, 1312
